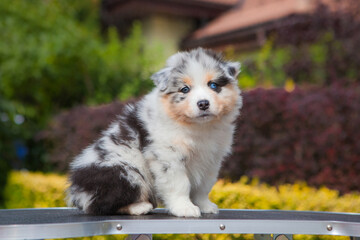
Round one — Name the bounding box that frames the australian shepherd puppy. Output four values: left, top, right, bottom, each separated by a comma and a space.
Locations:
67, 48, 242, 217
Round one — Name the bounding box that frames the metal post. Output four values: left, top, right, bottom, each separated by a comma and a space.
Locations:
254, 234, 293, 240
128, 234, 153, 240
274, 234, 293, 240
254, 234, 272, 240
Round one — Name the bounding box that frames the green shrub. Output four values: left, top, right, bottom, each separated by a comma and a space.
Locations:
0, 0, 164, 172
211, 177, 360, 213
4, 172, 360, 240
4, 171, 67, 209
0, 0, 162, 117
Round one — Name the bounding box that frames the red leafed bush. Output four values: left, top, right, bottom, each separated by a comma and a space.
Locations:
273, 0, 360, 85
43, 85, 360, 193
221, 84, 360, 193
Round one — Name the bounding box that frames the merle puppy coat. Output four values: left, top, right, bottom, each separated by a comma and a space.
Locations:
67, 48, 242, 217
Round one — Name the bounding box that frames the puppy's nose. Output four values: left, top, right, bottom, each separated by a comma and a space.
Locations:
197, 100, 210, 110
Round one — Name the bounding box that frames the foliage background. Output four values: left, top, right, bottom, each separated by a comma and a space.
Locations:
237, 0, 360, 89
1, 2, 360, 239
0, 0, 164, 205
221, 85, 360, 193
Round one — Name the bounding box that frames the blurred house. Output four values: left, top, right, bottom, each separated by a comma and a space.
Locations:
101, 0, 339, 53
101, 0, 237, 55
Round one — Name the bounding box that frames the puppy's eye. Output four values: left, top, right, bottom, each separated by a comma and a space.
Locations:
180, 86, 190, 93
209, 82, 218, 90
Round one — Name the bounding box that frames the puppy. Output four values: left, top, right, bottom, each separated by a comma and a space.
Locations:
67, 48, 242, 217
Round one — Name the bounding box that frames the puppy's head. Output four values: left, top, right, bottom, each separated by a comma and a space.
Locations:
151, 48, 242, 125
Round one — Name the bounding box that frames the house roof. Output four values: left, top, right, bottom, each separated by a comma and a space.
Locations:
102, 0, 239, 19
194, 0, 314, 38
185, 0, 316, 46
196, 0, 240, 6
102, 0, 348, 50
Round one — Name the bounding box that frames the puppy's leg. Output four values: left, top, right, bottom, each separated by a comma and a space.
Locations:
118, 201, 153, 215
164, 173, 201, 217
149, 152, 200, 217
191, 169, 219, 214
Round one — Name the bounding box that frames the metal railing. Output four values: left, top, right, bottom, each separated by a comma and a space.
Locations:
0, 208, 359, 240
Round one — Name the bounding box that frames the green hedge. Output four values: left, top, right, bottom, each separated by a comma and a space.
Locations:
0, 0, 165, 174
4, 172, 360, 240
4, 171, 67, 209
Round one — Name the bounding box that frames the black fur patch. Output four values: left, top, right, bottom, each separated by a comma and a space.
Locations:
165, 91, 176, 95
118, 120, 136, 142
69, 164, 141, 215
121, 162, 146, 181
70, 188, 83, 210
172, 58, 188, 76
228, 66, 236, 77
203, 49, 224, 63
94, 139, 108, 159
152, 69, 171, 92
208, 75, 232, 93
111, 104, 152, 151
215, 76, 231, 87
171, 93, 186, 103
170, 79, 182, 89
123, 104, 152, 150
161, 163, 170, 173
110, 131, 132, 149
110, 133, 120, 145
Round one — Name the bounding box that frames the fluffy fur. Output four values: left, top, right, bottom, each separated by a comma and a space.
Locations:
67, 48, 242, 217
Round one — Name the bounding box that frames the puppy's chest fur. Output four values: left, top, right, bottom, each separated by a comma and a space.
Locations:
143, 114, 234, 187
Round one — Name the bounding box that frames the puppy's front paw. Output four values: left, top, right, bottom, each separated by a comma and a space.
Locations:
169, 202, 201, 217
199, 201, 219, 214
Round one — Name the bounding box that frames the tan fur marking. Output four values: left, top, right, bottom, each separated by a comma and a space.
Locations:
204, 72, 214, 84
173, 139, 194, 156
161, 95, 193, 126
117, 205, 130, 214
183, 77, 193, 86
216, 84, 239, 116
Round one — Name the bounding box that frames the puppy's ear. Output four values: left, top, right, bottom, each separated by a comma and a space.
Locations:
150, 67, 172, 91
151, 52, 188, 91
225, 61, 241, 78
